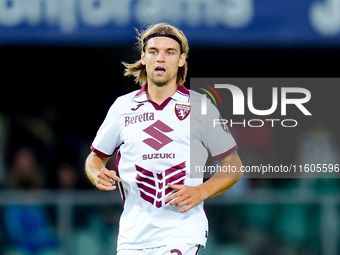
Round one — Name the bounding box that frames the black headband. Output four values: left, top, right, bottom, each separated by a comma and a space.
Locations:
143, 34, 182, 52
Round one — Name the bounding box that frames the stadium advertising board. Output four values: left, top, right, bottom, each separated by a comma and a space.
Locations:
0, 0, 340, 46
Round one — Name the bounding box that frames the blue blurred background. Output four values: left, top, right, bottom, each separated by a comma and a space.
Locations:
0, 0, 340, 254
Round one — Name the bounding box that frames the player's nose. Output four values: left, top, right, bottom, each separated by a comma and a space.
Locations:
157, 51, 165, 62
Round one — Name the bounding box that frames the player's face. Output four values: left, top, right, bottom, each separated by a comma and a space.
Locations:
141, 37, 186, 87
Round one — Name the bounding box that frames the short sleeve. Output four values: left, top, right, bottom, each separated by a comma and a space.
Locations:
91, 98, 123, 157
202, 100, 238, 160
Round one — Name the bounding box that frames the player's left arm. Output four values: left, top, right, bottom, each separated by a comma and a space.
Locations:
166, 151, 243, 212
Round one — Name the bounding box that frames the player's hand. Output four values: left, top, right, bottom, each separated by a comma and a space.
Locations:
165, 183, 206, 212
96, 167, 121, 191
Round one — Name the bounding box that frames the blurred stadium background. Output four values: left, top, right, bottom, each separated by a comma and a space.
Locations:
0, 0, 340, 254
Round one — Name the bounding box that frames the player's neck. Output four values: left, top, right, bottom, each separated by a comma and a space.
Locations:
146, 80, 178, 105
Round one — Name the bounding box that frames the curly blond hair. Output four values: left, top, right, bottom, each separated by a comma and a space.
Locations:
122, 23, 189, 86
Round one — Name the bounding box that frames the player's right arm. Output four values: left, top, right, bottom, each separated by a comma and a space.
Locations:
85, 152, 121, 191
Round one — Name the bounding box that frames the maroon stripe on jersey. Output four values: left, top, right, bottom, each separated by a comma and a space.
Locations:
136, 175, 155, 187
115, 152, 126, 206
195, 245, 201, 255
90, 145, 111, 158
115, 152, 121, 172
137, 183, 156, 196
165, 161, 186, 175
156, 173, 163, 180
164, 161, 186, 186
155, 201, 162, 208
165, 171, 185, 185
213, 145, 238, 160
134, 84, 147, 97
135, 165, 154, 177
135, 165, 156, 186
149, 97, 172, 110
165, 187, 173, 195
140, 190, 155, 205
177, 84, 190, 95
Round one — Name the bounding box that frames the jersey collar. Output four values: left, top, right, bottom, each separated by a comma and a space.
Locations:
133, 84, 190, 103
133, 84, 148, 102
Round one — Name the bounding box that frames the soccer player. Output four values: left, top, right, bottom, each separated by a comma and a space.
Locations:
85, 23, 243, 255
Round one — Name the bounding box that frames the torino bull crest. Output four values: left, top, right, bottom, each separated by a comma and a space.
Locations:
175, 104, 191, 121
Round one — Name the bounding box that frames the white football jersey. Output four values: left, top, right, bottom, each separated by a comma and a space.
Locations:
91, 85, 238, 251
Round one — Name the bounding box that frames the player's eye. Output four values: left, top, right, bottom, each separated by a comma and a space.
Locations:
149, 50, 157, 55
167, 51, 174, 55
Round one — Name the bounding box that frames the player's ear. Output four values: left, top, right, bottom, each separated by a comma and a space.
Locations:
141, 51, 146, 65
178, 53, 186, 67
